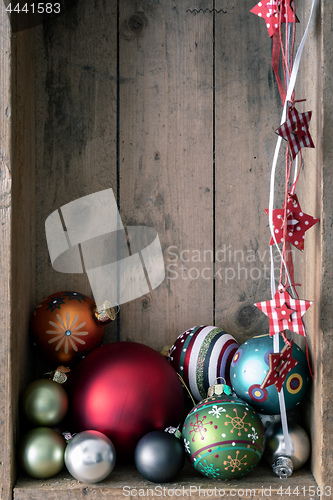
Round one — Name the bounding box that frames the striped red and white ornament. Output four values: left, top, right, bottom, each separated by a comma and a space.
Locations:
168, 326, 238, 402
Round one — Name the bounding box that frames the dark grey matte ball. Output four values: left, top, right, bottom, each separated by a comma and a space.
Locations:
134, 431, 185, 483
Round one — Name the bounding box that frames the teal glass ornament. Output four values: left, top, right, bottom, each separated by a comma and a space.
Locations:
182, 383, 265, 480
230, 334, 310, 415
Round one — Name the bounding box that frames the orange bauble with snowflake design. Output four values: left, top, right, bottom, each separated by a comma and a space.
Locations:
31, 292, 105, 365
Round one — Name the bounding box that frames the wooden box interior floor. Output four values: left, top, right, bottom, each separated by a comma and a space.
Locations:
14, 461, 318, 500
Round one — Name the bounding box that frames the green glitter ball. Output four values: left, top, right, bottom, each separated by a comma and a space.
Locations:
182, 387, 265, 480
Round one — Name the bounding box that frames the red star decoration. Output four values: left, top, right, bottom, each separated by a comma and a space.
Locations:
255, 284, 312, 337
276, 101, 315, 159
250, 1, 298, 37
275, 301, 295, 322
265, 193, 319, 251
261, 340, 298, 392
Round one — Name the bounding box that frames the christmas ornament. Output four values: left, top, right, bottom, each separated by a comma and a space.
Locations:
134, 430, 185, 483
31, 291, 106, 365
182, 382, 265, 480
230, 334, 310, 414
64, 430, 116, 483
69, 342, 184, 461
21, 378, 68, 426
265, 193, 319, 251
264, 422, 310, 477
276, 101, 315, 160
250, 0, 297, 38
258, 407, 299, 430
19, 427, 66, 478
260, 339, 298, 392
255, 284, 312, 338
258, 413, 281, 430
168, 326, 238, 402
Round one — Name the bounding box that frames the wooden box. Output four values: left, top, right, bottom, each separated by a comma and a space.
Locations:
1, 0, 332, 498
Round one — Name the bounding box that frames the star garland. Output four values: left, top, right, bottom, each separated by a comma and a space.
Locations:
250, 0, 318, 391
261, 339, 298, 392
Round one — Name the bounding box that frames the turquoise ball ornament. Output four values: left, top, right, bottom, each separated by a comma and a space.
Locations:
230, 334, 310, 415
169, 326, 239, 402
182, 383, 265, 480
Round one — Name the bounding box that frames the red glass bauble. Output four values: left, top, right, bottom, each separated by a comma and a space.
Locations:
31, 291, 105, 365
68, 342, 184, 461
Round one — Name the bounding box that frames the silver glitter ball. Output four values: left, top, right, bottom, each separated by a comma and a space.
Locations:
65, 430, 116, 483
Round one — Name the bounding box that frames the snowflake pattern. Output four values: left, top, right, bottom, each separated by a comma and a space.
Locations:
189, 414, 213, 442
183, 439, 190, 454
46, 311, 89, 354
63, 291, 87, 302
224, 408, 252, 436
208, 405, 226, 418
248, 427, 259, 443
46, 295, 66, 312
199, 460, 220, 478
224, 450, 248, 473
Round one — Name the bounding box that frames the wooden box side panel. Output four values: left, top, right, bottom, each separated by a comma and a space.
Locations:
318, 0, 333, 487
0, 5, 36, 500
0, 5, 14, 499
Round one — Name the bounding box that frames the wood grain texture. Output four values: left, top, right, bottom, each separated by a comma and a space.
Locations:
1, 0, 332, 497
14, 461, 319, 500
214, 0, 283, 343
315, 0, 333, 487
34, 0, 118, 343
293, 0, 323, 487
0, 4, 13, 499
9, 22, 36, 500
118, 0, 214, 349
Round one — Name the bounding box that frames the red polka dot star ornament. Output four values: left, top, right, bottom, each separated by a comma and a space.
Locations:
250, 0, 298, 38
182, 381, 265, 480
265, 193, 319, 251
69, 342, 184, 461
31, 291, 107, 365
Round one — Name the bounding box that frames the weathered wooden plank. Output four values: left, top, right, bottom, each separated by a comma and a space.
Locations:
293, 0, 323, 487
34, 0, 118, 343
214, 0, 282, 343
14, 461, 319, 500
118, 0, 214, 349
0, 4, 13, 499
8, 21, 36, 500
313, 0, 333, 488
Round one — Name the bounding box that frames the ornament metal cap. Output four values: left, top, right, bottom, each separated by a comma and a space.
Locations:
272, 456, 293, 479
207, 378, 233, 397
94, 301, 119, 324
164, 426, 182, 439
49, 366, 70, 385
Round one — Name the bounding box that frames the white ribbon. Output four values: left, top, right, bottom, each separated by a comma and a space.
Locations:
268, 0, 318, 458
